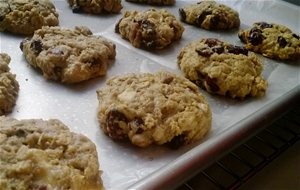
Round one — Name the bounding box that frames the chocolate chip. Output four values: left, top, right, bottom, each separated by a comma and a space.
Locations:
205, 76, 219, 92
227, 45, 248, 55
212, 45, 224, 54
30, 40, 43, 55
196, 47, 213, 57
292, 33, 299, 40
256, 22, 273, 29
72, 5, 81, 13
131, 118, 144, 134
179, 8, 186, 21
162, 76, 174, 84
106, 110, 128, 140
115, 19, 122, 33
277, 36, 288, 48
167, 134, 186, 149
196, 11, 211, 26
205, 38, 222, 47
248, 28, 264, 46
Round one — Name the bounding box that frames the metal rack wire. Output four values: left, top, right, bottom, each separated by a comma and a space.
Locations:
176, 104, 300, 190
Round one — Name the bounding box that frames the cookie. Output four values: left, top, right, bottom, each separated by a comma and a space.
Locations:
0, 0, 59, 35
238, 22, 300, 60
115, 9, 184, 49
0, 53, 19, 115
125, 0, 175, 6
179, 1, 240, 30
67, 0, 122, 14
177, 38, 268, 99
0, 117, 103, 190
20, 26, 116, 83
97, 71, 212, 148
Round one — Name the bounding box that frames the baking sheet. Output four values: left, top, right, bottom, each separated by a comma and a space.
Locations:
0, 0, 299, 189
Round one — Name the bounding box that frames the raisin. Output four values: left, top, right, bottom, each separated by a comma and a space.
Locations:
238, 32, 247, 43
162, 76, 174, 84
0, 15, 5, 21
131, 117, 144, 134
205, 76, 219, 92
30, 40, 43, 55
256, 22, 273, 29
210, 15, 220, 29
106, 110, 128, 140
179, 8, 186, 21
212, 45, 224, 54
205, 38, 222, 47
115, 19, 122, 33
167, 134, 186, 149
277, 36, 287, 48
248, 28, 264, 46
292, 33, 300, 39
20, 41, 24, 51
196, 11, 211, 26
227, 45, 248, 55
196, 48, 213, 57
138, 19, 156, 49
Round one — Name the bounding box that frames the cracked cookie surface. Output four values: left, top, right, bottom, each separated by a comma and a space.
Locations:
67, 0, 122, 14
238, 22, 300, 60
0, 0, 59, 35
115, 8, 184, 49
179, 1, 240, 30
0, 53, 19, 115
97, 71, 211, 148
178, 38, 268, 99
20, 26, 116, 83
0, 117, 103, 190
125, 0, 175, 5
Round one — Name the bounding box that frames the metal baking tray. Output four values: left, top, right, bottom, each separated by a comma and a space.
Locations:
1, 0, 299, 189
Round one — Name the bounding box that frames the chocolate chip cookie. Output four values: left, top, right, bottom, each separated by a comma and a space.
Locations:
179, 1, 240, 30
178, 38, 268, 99
0, 0, 59, 35
67, 0, 122, 14
115, 9, 184, 49
0, 53, 19, 115
20, 26, 116, 83
125, 0, 175, 5
97, 71, 212, 148
0, 117, 103, 190
238, 22, 300, 60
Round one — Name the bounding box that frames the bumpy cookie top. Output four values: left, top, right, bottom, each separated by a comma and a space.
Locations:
0, 117, 103, 190
238, 22, 300, 60
179, 1, 240, 30
97, 71, 211, 148
0, 0, 59, 35
67, 0, 122, 14
125, 0, 175, 5
0, 53, 19, 115
115, 9, 184, 49
20, 26, 116, 83
178, 38, 268, 99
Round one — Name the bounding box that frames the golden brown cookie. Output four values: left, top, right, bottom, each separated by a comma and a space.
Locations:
97, 71, 212, 148
178, 38, 268, 99
20, 26, 116, 83
0, 117, 103, 190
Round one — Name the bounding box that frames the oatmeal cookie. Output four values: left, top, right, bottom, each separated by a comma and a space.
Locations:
67, 0, 122, 14
125, 0, 175, 6
177, 38, 267, 99
179, 1, 240, 30
0, 0, 59, 35
20, 26, 116, 83
0, 53, 19, 115
0, 117, 103, 190
97, 71, 212, 148
238, 22, 300, 60
115, 9, 184, 49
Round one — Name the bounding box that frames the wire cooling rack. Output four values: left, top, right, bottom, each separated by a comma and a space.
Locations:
176, 103, 300, 190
